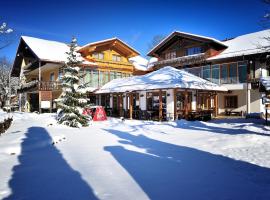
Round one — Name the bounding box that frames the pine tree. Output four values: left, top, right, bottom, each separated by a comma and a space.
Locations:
56, 37, 89, 127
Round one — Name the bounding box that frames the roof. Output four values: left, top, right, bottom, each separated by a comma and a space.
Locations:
208, 29, 270, 60
147, 31, 227, 56
21, 36, 96, 65
96, 66, 227, 93
78, 37, 140, 56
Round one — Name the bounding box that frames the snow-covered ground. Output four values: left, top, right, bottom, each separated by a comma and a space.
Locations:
1, 113, 270, 200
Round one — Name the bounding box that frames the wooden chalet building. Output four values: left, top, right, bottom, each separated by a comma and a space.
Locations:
147, 30, 270, 117
11, 36, 143, 112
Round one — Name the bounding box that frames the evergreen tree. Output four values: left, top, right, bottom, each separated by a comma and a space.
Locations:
56, 37, 89, 127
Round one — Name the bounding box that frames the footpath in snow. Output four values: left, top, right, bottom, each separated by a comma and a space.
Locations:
0, 112, 270, 200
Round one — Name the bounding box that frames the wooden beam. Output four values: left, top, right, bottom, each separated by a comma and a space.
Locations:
214, 94, 218, 117
129, 93, 133, 119
159, 90, 163, 121
184, 90, 188, 119
119, 94, 123, 117
173, 89, 177, 120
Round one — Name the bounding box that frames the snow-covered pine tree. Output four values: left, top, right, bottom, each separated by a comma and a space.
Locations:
56, 37, 89, 127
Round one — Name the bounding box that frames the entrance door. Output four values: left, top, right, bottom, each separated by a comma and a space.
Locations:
29, 93, 39, 112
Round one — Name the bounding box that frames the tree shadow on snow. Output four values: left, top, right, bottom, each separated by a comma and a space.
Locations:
4, 127, 98, 200
104, 128, 270, 200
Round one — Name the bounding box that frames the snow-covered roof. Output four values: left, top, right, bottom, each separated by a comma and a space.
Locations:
96, 66, 227, 93
147, 31, 226, 56
129, 56, 149, 71
208, 29, 270, 60
129, 56, 158, 71
21, 36, 96, 65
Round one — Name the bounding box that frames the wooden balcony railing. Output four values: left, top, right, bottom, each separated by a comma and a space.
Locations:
18, 81, 62, 93
152, 53, 206, 68
38, 81, 62, 91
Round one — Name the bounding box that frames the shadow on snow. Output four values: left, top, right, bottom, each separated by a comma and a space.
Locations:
4, 126, 98, 200
104, 128, 270, 200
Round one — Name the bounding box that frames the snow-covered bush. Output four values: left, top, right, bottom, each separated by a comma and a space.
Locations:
55, 37, 89, 128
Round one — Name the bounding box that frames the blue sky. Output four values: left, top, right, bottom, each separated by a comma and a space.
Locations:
0, 0, 268, 61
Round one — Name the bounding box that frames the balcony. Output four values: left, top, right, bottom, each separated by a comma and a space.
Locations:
18, 81, 62, 93
151, 53, 206, 68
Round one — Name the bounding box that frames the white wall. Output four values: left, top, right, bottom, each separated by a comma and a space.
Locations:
250, 89, 262, 113
191, 90, 196, 110
218, 89, 262, 114
166, 89, 174, 120
218, 90, 247, 113
123, 94, 127, 110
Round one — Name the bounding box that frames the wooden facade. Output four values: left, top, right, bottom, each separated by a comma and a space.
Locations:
12, 37, 140, 113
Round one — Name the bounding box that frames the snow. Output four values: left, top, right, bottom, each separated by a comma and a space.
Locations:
21, 36, 96, 65
1, 113, 270, 199
129, 56, 158, 71
208, 29, 270, 60
96, 66, 228, 93
129, 56, 149, 71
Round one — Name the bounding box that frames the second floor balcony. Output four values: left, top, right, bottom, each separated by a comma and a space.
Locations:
151, 53, 206, 68
18, 81, 62, 93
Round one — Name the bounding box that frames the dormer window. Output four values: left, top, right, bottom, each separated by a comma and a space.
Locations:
186, 47, 202, 56
112, 54, 121, 62
165, 51, 176, 60
93, 52, 104, 60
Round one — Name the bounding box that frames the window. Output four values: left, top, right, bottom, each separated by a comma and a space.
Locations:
220, 64, 228, 84
225, 96, 238, 108
185, 67, 202, 78
112, 55, 121, 62
238, 61, 247, 83
50, 73, 55, 81
58, 68, 63, 80
117, 72, 122, 79
186, 47, 202, 56
99, 71, 103, 87
85, 68, 92, 85
211, 65, 220, 84
202, 65, 211, 81
165, 51, 176, 60
229, 63, 237, 83
93, 52, 104, 60
92, 70, 99, 87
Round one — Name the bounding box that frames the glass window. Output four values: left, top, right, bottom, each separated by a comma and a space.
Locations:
112, 55, 121, 62
117, 72, 122, 79
202, 65, 211, 81
238, 61, 247, 83
104, 71, 109, 84
93, 52, 104, 60
220, 64, 228, 84
85, 68, 91, 86
165, 51, 176, 59
225, 96, 238, 108
92, 70, 99, 87
229, 63, 237, 84
186, 47, 202, 56
50, 73, 54, 81
99, 71, 103, 87
58, 68, 63, 81
110, 71, 114, 81
211, 65, 220, 84
186, 67, 202, 78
